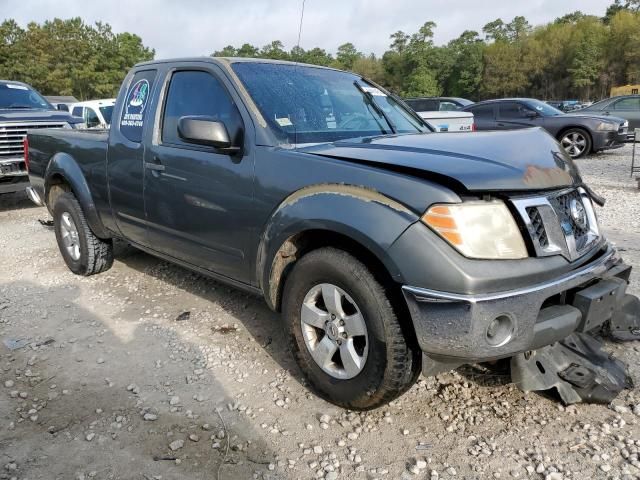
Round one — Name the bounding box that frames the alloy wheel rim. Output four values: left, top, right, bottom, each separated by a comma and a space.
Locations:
300, 283, 368, 380
60, 212, 81, 261
561, 132, 587, 157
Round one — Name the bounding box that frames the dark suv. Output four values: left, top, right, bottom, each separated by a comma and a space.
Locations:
464, 98, 628, 158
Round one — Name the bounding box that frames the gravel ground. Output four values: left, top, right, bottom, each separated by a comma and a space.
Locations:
1, 145, 640, 480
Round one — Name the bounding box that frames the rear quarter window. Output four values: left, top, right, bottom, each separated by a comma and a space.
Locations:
470, 104, 495, 119
120, 69, 157, 143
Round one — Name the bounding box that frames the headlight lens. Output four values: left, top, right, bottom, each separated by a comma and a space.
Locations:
596, 121, 617, 131
422, 201, 528, 259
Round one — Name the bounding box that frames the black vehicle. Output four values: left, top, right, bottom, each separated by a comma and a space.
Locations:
404, 96, 473, 112
0, 80, 83, 195
25, 58, 639, 409
464, 98, 628, 158
578, 95, 640, 139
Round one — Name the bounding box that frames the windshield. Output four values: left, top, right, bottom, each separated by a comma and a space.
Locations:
524, 99, 563, 117
231, 62, 429, 144
99, 105, 114, 125
0, 83, 53, 110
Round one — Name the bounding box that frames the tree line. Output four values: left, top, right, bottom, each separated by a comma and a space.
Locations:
214, 0, 640, 101
0, 18, 154, 100
0, 1, 638, 102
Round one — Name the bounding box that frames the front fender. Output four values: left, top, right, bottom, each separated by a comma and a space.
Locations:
45, 152, 110, 239
256, 184, 420, 310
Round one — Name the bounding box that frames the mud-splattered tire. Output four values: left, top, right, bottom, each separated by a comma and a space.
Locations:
53, 192, 113, 276
282, 247, 420, 410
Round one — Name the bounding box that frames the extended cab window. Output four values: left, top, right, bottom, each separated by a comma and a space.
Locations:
120, 69, 157, 143
72, 106, 83, 117
161, 70, 243, 147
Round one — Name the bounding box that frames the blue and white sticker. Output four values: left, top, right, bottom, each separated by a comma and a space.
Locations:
121, 79, 150, 128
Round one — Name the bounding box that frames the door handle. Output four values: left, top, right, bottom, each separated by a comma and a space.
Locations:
144, 162, 165, 172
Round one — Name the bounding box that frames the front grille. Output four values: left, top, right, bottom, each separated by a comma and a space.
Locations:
526, 207, 549, 248
0, 122, 66, 159
548, 190, 590, 251
512, 188, 600, 262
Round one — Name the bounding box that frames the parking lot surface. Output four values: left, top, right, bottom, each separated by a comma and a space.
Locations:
1, 145, 640, 480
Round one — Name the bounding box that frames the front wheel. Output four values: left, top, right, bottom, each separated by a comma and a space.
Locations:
559, 128, 592, 159
53, 192, 113, 276
282, 247, 420, 410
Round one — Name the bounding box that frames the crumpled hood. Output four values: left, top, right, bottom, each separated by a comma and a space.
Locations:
0, 109, 81, 124
301, 128, 582, 192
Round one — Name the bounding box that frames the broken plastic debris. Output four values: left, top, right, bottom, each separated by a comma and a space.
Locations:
3, 338, 30, 350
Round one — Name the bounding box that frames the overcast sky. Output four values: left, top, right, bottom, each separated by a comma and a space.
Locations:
1, 0, 612, 58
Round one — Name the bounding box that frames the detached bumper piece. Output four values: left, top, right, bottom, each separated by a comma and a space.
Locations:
511, 332, 633, 404
606, 294, 640, 341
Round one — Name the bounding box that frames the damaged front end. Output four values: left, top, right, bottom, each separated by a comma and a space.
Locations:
511, 293, 640, 405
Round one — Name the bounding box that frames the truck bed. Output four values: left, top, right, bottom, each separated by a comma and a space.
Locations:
27, 128, 109, 207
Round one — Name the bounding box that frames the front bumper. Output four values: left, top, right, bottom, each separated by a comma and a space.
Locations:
592, 130, 625, 151
402, 246, 633, 362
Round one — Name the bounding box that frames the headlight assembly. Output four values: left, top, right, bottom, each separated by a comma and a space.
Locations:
595, 122, 617, 131
422, 201, 528, 259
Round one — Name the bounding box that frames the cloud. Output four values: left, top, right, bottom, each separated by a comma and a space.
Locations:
1, 0, 611, 58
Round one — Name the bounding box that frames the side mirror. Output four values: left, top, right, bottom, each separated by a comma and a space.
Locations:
525, 110, 539, 118
178, 116, 241, 154
57, 104, 69, 112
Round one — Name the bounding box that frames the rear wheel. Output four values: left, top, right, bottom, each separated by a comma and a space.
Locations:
53, 192, 113, 276
282, 247, 420, 410
559, 128, 592, 159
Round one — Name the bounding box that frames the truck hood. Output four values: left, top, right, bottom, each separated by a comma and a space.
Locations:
0, 109, 81, 124
301, 127, 582, 192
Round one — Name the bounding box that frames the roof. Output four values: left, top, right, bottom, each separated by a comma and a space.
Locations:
71, 98, 115, 107
134, 56, 347, 75
0, 80, 31, 87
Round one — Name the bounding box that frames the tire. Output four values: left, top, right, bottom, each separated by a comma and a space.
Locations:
559, 128, 592, 159
282, 247, 421, 410
52, 192, 113, 276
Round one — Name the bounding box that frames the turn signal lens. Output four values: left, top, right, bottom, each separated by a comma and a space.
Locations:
422, 201, 528, 259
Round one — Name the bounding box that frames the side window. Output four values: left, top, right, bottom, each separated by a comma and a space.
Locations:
161, 70, 243, 147
71, 106, 83, 118
613, 98, 640, 111
406, 99, 437, 111
471, 104, 494, 119
85, 108, 100, 128
499, 102, 531, 119
439, 101, 460, 111
120, 69, 157, 143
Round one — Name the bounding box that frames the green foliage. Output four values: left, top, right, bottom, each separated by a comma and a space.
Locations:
0, 18, 154, 100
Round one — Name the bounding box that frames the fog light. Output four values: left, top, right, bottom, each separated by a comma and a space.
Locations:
486, 315, 514, 347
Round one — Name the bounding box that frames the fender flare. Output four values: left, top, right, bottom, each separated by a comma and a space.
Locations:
45, 152, 110, 239
256, 184, 420, 310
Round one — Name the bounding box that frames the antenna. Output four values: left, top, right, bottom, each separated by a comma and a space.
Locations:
295, 0, 306, 58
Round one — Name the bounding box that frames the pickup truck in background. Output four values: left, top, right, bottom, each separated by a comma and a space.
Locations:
0, 80, 82, 195
405, 97, 475, 132
26, 58, 639, 409
70, 98, 116, 129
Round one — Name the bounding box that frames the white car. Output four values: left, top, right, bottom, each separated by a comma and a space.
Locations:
70, 99, 116, 128
405, 97, 475, 132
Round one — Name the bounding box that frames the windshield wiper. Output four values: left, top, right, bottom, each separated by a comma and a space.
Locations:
353, 81, 397, 134
4, 104, 35, 110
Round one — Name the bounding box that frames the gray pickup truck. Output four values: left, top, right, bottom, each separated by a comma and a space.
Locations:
0, 80, 82, 195
26, 58, 639, 409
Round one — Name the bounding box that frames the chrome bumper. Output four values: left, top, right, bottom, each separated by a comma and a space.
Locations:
26, 185, 44, 206
402, 247, 632, 362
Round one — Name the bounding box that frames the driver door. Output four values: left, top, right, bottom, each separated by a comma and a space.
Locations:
143, 65, 255, 283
